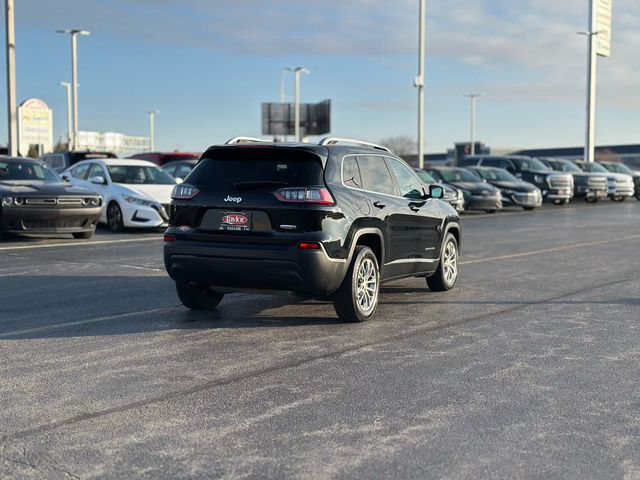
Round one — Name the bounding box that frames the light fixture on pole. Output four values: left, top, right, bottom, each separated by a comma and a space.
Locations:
57, 28, 90, 151
286, 67, 310, 142
147, 110, 159, 152
5, 0, 18, 156
414, 0, 427, 169
60, 82, 72, 146
464, 94, 481, 156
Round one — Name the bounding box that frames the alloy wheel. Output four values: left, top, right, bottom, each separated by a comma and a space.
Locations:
355, 257, 378, 315
443, 240, 458, 287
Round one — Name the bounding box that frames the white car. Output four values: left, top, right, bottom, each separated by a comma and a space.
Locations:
62, 159, 177, 231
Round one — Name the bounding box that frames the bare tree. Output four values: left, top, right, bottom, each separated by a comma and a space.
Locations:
379, 135, 416, 157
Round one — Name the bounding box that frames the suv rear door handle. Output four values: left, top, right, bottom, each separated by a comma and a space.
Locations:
373, 201, 386, 209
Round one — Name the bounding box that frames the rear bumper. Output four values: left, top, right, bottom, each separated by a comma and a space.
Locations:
1, 206, 101, 234
164, 239, 348, 296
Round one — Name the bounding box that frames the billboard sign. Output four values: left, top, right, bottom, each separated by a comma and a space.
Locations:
262, 99, 331, 137
596, 0, 613, 57
76, 131, 150, 157
18, 98, 53, 157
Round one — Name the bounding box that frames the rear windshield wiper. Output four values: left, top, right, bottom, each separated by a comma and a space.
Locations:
233, 180, 289, 190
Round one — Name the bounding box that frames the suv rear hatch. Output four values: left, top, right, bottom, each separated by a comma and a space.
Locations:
171, 147, 331, 244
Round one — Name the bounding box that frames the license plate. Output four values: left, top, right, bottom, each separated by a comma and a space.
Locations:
219, 212, 251, 232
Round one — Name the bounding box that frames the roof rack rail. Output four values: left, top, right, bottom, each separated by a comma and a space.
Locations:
318, 137, 391, 153
225, 136, 266, 145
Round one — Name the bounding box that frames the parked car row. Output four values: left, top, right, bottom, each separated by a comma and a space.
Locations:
1, 147, 638, 241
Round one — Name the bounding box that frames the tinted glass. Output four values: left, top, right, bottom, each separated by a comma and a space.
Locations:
386, 158, 424, 199
426, 170, 444, 182
0, 161, 60, 183
437, 168, 481, 183
415, 169, 436, 184
88, 164, 106, 181
603, 163, 633, 175
342, 156, 362, 189
476, 168, 519, 182
176, 164, 193, 178
458, 157, 480, 167
163, 165, 177, 176
107, 165, 176, 185
357, 155, 396, 196
579, 162, 608, 173
72, 163, 91, 179
511, 157, 550, 172
552, 161, 582, 173
481, 158, 508, 169
188, 149, 324, 191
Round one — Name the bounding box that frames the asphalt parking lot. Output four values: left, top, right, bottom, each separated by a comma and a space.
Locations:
1, 201, 639, 479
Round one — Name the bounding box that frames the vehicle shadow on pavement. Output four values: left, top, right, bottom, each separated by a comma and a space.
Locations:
0, 276, 342, 339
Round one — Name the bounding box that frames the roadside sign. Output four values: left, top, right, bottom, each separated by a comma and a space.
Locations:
262, 99, 331, 137
596, 0, 613, 57
18, 98, 53, 157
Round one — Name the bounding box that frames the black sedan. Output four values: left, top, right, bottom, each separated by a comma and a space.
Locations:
468, 166, 542, 210
0, 157, 102, 239
162, 159, 198, 181
414, 168, 464, 212
427, 166, 502, 213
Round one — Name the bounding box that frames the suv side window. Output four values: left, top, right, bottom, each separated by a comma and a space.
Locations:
480, 158, 503, 168
385, 158, 424, 200
342, 156, 362, 189
357, 155, 396, 196
72, 162, 91, 180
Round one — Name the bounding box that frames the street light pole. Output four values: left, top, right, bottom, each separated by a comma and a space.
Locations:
465, 94, 481, 156
147, 110, 159, 151
60, 82, 72, 146
280, 68, 292, 142
5, 0, 17, 156
584, 1, 598, 163
287, 67, 310, 143
415, 0, 426, 169
57, 29, 90, 150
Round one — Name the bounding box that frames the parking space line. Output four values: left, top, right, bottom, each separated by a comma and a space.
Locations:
0, 306, 179, 339
459, 233, 640, 265
0, 236, 162, 252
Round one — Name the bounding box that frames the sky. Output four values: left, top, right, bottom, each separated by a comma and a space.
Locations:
0, 0, 638, 154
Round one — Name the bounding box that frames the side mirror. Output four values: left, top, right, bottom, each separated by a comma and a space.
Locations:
429, 185, 444, 199
89, 175, 106, 185
61, 173, 71, 182
175, 177, 184, 184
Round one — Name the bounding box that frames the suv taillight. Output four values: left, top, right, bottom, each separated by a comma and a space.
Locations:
171, 184, 200, 200
274, 187, 334, 205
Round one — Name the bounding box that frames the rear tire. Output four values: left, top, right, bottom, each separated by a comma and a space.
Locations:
333, 246, 380, 323
523, 206, 536, 211
585, 197, 598, 203
485, 209, 496, 214
427, 233, 459, 292
176, 281, 224, 310
73, 230, 94, 239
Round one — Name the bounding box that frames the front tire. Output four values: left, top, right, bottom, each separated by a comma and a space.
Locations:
73, 230, 94, 239
107, 202, 125, 232
333, 246, 380, 322
485, 209, 496, 214
176, 281, 224, 310
523, 206, 536, 211
427, 233, 459, 292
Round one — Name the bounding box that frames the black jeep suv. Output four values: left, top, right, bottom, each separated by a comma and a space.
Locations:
163, 137, 461, 322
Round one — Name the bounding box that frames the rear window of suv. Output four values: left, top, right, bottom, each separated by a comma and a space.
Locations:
188, 149, 325, 191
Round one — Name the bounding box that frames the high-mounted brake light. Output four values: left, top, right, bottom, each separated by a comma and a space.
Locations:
298, 242, 321, 250
171, 184, 200, 200
274, 187, 334, 205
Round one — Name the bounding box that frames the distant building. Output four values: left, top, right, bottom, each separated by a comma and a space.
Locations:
76, 131, 150, 157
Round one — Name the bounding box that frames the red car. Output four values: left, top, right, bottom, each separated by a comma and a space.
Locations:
128, 152, 200, 166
